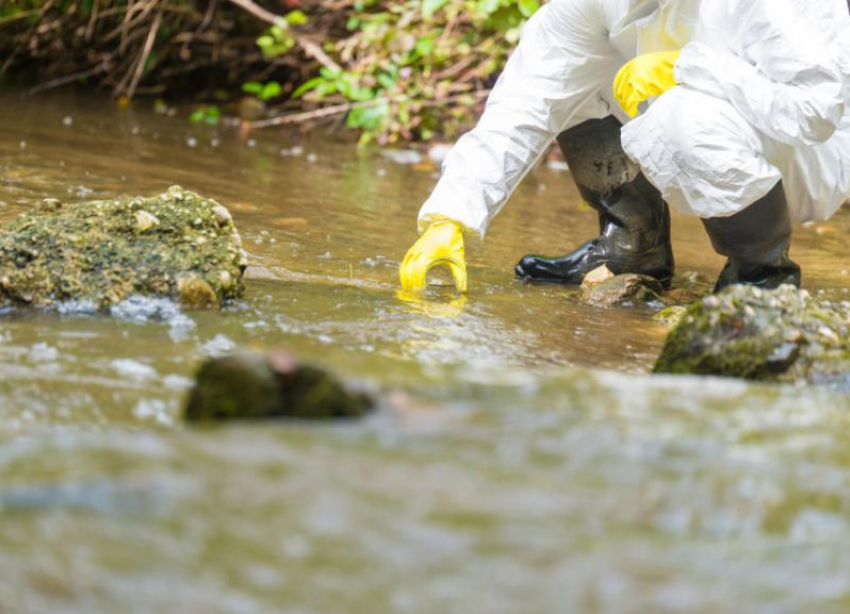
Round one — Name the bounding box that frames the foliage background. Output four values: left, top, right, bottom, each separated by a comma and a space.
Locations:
0, 0, 542, 143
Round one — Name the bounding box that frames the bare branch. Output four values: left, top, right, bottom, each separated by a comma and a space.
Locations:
246, 90, 491, 129
225, 0, 342, 74
26, 62, 110, 96
126, 9, 163, 98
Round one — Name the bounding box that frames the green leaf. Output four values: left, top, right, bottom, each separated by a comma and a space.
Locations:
285, 10, 308, 26
377, 73, 396, 90
242, 81, 263, 95
349, 87, 375, 102
260, 81, 282, 101
347, 103, 389, 131
422, 0, 449, 18
319, 67, 341, 79
203, 106, 221, 124
188, 106, 220, 126
292, 77, 325, 99
487, 5, 524, 33
517, 0, 540, 17
477, 0, 501, 16
414, 36, 435, 57
314, 82, 339, 99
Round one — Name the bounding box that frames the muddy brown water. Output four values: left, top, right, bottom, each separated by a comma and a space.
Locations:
2, 89, 850, 613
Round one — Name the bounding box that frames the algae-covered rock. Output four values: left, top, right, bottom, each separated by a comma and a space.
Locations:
655, 284, 850, 389
653, 305, 689, 329
184, 350, 374, 422
580, 274, 663, 307
0, 185, 247, 308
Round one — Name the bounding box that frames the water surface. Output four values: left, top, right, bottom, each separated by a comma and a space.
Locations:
1, 90, 850, 613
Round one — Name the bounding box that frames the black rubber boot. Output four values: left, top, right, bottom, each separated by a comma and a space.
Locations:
702, 182, 801, 293
515, 116, 674, 286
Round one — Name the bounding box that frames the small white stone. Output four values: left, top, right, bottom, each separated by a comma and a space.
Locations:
581, 265, 615, 287
135, 210, 160, 232
211, 204, 232, 226
818, 326, 839, 343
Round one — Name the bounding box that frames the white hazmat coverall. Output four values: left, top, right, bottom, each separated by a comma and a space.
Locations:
418, 0, 850, 240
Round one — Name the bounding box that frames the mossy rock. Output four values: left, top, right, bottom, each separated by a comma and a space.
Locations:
184, 350, 374, 422
655, 284, 850, 390
0, 185, 247, 309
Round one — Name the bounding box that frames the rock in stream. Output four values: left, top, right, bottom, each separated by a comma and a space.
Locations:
0, 185, 247, 308
655, 284, 850, 390
185, 350, 374, 422
581, 273, 664, 307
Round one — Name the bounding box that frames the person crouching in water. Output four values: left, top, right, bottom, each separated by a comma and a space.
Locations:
399, 0, 850, 295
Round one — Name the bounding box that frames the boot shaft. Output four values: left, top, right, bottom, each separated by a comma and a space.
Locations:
557, 117, 671, 254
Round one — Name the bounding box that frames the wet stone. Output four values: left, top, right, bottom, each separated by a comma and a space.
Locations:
184, 350, 375, 422
580, 274, 663, 307
655, 284, 850, 391
0, 186, 247, 309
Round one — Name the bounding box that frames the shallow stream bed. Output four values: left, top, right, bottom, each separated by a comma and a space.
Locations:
2, 90, 850, 613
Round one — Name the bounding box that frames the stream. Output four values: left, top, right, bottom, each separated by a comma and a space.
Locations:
1, 89, 850, 613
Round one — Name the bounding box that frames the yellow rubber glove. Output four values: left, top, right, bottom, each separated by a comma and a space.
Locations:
614, 51, 681, 118
399, 220, 468, 293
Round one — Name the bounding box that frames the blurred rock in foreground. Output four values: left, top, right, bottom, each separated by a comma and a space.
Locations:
655, 284, 850, 390
185, 350, 374, 422
0, 185, 247, 309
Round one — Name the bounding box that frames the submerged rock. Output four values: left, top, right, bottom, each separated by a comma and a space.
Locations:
655, 284, 850, 389
581, 274, 663, 307
185, 350, 374, 422
0, 186, 247, 309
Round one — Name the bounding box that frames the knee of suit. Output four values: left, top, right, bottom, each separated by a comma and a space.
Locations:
621, 87, 783, 219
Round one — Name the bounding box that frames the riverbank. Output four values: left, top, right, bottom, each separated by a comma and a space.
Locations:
1, 0, 539, 144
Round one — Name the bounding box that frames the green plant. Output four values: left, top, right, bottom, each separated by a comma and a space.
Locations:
1, 0, 543, 143
242, 80, 282, 102
272, 0, 543, 144
189, 105, 221, 126
255, 10, 308, 58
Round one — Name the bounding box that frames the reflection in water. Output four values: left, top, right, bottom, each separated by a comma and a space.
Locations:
1, 90, 850, 613
396, 288, 468, 317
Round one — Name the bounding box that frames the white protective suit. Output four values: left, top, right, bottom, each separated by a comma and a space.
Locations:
418, 0, 850, 239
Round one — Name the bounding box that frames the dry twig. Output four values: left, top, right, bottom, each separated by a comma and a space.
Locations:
247, 89, 491, 129
125, 9, 163, 98
225, 0, 342, 73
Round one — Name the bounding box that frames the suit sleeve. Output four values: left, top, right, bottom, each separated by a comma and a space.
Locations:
417, 0, 620, 239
